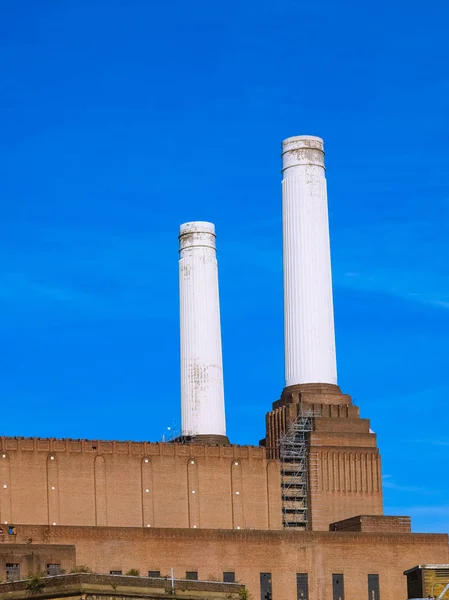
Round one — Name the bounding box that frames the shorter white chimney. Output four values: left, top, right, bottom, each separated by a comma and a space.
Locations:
179, 222, 227, 442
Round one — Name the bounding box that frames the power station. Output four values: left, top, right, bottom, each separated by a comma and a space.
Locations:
0, 136, 447, 600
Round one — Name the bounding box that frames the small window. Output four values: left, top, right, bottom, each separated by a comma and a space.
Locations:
332, 574, 344, 600
368, 574, 380, 600
224, 572, 236, 583
47, 564, 61, 576
110, 570, 122, 575
260, 573, 272, 600
297, 573, 308, 600
8, 526, 17, 535
148, 571, 161, 578
186, 571, 198, 580
6, 563, 20, 581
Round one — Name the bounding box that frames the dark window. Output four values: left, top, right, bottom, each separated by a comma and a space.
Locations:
110, 570, 122, 575
406, 570, 422, 600
47, 564, 61, 576
224, 572, 236, 583
332, 574, 344, 600
260, 572, 272, 600
368, 574, 380, 600
186, 571, 198, 580
148, 571, 161, 578
6, 563, 20, 581
8, 526, 17, 535
297, 573, 308, 600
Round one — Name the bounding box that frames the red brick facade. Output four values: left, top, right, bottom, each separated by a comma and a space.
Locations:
0, 438, 281, 530
1, 525, 447, 600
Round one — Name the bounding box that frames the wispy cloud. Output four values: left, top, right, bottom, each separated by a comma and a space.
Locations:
385, 504, 449, 518
2, 214, 448, 322
382, 474, 433, 494
401, 505, 449, 516
331, 219, 449, 310
399, 438, 449, 448
0, 225, 178, 319
382, 480, 428, 494
0, 273, 96, 308
222, 216, 449, 312
383, 504, 449, 533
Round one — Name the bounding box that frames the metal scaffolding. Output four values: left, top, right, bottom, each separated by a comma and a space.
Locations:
279, 408, 322, 529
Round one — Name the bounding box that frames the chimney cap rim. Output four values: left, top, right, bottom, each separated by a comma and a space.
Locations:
282, 135, 324, 153
179, 221, 216, 237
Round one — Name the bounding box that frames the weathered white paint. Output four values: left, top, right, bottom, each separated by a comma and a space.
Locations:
179, 221, 226, 437
282, 135, 338, 386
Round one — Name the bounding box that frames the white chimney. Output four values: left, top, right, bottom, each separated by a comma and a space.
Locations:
178, 221, 227, 442
281, 135, 338, 387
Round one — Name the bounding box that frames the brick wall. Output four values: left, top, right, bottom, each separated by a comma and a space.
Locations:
308, 444, 383, 530
0, 439, 282, 530
0, 543, 76, 579
2, 525, 448, 600
330, 515, 411, 533
0, 572, 243, 598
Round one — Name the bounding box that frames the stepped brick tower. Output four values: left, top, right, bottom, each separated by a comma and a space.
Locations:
263, 136, 383, 530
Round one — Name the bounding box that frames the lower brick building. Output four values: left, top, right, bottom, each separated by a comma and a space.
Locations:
0, 390, 448, 600
0, 572, 243, 600
0, 523, 448, 600
0, 382, 447, 600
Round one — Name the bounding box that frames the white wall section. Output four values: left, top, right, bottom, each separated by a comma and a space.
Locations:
282, 136, 338, 386
179, 221, 226, 437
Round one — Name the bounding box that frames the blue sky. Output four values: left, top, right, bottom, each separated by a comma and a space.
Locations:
1, 1, 448, 533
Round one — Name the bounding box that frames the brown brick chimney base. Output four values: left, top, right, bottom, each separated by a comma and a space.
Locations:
262, 381, 383, 531
264, 383, 359, 456
274, 383, 353, 409
171, 434, 230, 446
191, 434, 230, 445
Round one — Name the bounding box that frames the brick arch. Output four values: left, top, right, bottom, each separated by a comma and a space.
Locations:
230, 459, 243, 529
94, 455, 107, 526
46, 453, 60, 525
141, 457, 154, 527
187, 458, 200, 528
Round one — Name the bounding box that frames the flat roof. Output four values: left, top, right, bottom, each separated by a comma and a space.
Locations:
404, 564, 449, 574
0, 573, 243, 599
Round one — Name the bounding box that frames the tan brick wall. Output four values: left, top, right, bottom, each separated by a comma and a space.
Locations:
3, 525, 448, 600
0, 543, 76, 579
308, 447, 383, 530
330, 515, 411, 533
0, 573, 243, 600
264, 387, 384, 531
0, 439, 282, 530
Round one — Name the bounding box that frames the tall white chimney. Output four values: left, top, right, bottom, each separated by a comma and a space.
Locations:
178, 221, 227, 443
282, 135, 338, 387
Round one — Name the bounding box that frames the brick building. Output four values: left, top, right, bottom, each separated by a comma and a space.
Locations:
0, 572, 243, 600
